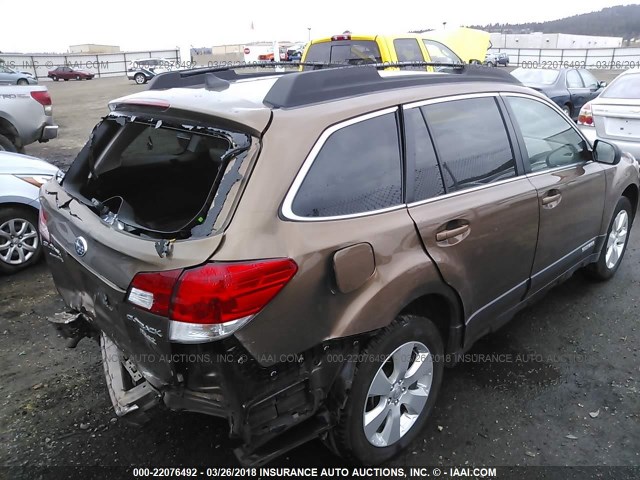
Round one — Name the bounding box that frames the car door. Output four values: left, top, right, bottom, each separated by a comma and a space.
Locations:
578, 69, 604, 103
503, 94, 606, 296
566, 69, 590, 114
404, 95, 540, 347
0, 65, 10, 83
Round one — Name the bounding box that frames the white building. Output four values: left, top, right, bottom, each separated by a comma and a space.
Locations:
490, 33, 622, 49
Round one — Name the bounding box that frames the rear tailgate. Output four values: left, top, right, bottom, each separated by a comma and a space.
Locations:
593, 99, 640, 142
41, 175, 225, 386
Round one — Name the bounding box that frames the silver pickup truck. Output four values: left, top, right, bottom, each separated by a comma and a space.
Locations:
0, 85, 58, 152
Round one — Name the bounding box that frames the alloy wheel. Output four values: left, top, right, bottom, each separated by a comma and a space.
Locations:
363, 341, 434, 447
605, 210, 628, 269
0, 218, 39, 265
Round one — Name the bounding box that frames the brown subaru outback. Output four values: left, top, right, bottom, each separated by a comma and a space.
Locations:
39, 64, 639, 465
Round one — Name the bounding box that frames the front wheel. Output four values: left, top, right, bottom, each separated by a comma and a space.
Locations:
0, 207, 42, 274
585, 196, 633, 281
329, 315, 444, 464
17, 79, 29, 86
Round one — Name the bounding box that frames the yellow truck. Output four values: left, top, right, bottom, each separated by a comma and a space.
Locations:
301, 27, 490, 67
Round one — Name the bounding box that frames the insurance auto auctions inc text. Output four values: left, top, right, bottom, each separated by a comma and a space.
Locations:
256, 467, 498, 477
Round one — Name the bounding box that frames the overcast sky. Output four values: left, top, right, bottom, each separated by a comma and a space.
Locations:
0, 0, 630, 55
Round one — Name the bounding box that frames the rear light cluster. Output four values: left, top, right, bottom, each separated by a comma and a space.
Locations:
127, 259, 298, 343
38, 208, 50, 242
578, 102, 594, 126
30, 91, 53, 115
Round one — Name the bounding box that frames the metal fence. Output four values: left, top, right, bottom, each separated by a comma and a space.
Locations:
0, 49, 180, 80
488, 46, 640, 70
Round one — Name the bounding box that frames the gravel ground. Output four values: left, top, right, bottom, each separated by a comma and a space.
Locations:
1, 74, 639, 480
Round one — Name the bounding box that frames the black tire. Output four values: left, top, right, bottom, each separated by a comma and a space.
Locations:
0, 206, 42, 274
64, 78, 69, 81
76, 75, 81, 80
17, 78, 29, 86
0, 133, 17, 152
52, 76, 58, 81
562, 103, 572, 118
134, 73, 147, 85
585, 196, 633, 281
330, 315, 444, 464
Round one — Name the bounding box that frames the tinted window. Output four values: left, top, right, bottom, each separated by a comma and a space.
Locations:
292, 112, 402, 217
394, 39, 424, 62
404, 108, 444, 201
421, 97, 516, 192
601, 73, 640, 99
422, 40, 461, 64
579, 69, 598, 89
566, 70, 584, 88
304, 40, 382, 68
511, 68, 559, 85
506, 96, 589, 171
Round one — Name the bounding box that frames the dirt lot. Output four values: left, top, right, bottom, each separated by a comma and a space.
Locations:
1, 74, 639, 478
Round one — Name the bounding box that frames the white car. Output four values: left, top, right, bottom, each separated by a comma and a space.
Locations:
126, 58, 175, 85
579, 68, 640, 158
0, 151, 60, 273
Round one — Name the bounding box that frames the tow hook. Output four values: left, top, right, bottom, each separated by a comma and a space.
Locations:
48, 312, 94, 348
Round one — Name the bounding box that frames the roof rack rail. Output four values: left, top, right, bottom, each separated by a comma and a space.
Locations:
147, 62, 336, 90
263, 63, 520, 108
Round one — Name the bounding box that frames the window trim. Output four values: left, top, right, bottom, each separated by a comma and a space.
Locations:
281, 106, 404, 222
565, 69, 584, 89
500, 92, 593, 174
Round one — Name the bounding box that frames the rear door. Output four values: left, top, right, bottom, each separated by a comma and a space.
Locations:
566, 69, 590, 114
578, 69, 604, 103
404, 95, 540, 346
503, 94, 606, 295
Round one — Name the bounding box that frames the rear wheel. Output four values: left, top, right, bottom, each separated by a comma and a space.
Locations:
17, 79, 29, 86
0, 207, 42, 274
0, 133, 17, 152
562, 104, 572, 118
134, 73, 146, 84
51, 76, 58, 81
585, 196, 632, 281
76, 75, 81, 80
329, 315, 444, 464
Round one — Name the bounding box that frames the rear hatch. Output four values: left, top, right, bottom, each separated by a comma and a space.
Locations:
40, 104, 264, 386
591, 72, 640, 142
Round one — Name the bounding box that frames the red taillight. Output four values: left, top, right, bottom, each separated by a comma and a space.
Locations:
38, 208, 50, 242
30, 91, 52, 106
331, 34, 351, 41
578, 102, 594, 126
128, 268, 183, 316
127, 259, 298, 325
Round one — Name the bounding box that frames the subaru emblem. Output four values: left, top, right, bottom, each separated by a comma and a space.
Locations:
74, 237, 88, 257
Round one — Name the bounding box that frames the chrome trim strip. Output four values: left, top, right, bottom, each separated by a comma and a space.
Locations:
281, 107, 400, 222
406, 175, 527, 208
532, 237, 598, 278
403, 92, 498, 110
524, 162, 588, 178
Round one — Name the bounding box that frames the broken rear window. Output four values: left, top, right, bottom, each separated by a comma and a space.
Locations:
62, 113, 255, 239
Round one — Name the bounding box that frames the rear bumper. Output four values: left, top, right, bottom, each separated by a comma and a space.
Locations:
580, 125, 640, 159
39, 125, 58, 142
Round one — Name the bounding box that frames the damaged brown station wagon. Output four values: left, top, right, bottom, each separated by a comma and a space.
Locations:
39, 63, 640, 465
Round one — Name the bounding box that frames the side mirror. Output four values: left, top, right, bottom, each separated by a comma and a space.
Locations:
593, 139, 621, 165
598, 81, 607, 88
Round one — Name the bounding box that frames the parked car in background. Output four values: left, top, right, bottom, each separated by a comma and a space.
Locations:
0, 85, 58, 152
47, 66, 95, 81
127, 58, 174, 84
484, 52, 509, 67
0, 64, 38, 85
0, 151, 60, 273
579, 68, 640, 159
302, 32, 465, 68
510, 67, 605, 120
287, 43, 305, 62
40, 63, 639, 466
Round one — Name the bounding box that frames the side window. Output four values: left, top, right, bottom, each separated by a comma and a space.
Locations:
404, 108, 444, 201
422, 40, 461, 64
506, 96, 589, 172
579, 69, 598, 89
291, 112, 402, 218
566, 70, 584, 88
420, 97, 516, 192
394, 39, 424, 62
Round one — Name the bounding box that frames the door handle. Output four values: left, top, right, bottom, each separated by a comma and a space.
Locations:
541, 193, 562, 205
436, 224, 470, 242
